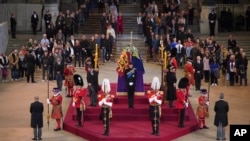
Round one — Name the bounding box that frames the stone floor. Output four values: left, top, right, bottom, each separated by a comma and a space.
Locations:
0, 33, 250, 141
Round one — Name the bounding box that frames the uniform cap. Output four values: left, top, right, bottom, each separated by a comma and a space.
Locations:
200, 89, 208, 95
52, 87, 60, 93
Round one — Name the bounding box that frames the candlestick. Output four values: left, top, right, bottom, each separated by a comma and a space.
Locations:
95, 44, 98, 69
164, 51, 167, 69
160, 44, 164, 60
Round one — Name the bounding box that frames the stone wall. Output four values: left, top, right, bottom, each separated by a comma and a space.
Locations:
0, 3, 58, 33
0, 22, 8, 54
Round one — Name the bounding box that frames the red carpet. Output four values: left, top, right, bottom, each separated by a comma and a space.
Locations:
63, 83, 199, 141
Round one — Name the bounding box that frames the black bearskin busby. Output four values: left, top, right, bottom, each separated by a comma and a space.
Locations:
73, 74, 84, 86
178, 77, 189, 88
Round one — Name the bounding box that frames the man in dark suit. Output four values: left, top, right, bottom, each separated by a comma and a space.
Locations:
193, 56, 203, 91
10, 13, 17, 38
26, 49, 36, 83
214, 93, 229, 140
44, 10, 52, 31
208, 9, 217, 37
30, 96, 44, 140
31, 11, 39, 35
125, 62, 137, 108
87, 65, 99, 106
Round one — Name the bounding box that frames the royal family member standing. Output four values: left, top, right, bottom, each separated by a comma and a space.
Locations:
165, 65, 177, 108
175, 77, 189, 128
125, 62, 137, 108
47, 87, 63, 131
72, 74, 86, 127
30, 96, 43, 140
87, 65, 99, 106
98, 79, 114, 136
214, 93, 229, 140
147, 77, 163, 136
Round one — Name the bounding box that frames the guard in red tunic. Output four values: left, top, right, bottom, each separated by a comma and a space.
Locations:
47, 87, 63, 131
72, 74, 87, 127
64, 61, 76, 97
184, 58, 194, 97
175, 77, 189, 128
147, 77, 163, 136
196, 89, 209, 129
98, 79, 114, 136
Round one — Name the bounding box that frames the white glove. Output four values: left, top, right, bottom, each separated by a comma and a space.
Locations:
72, 102, 75, 107
185, 102, 189, 108
206, 101, 210, 106
47, 98, 50, 104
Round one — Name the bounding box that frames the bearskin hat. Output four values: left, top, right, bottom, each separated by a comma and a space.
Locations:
73, 74, 84, 86
178, 77, 189, 88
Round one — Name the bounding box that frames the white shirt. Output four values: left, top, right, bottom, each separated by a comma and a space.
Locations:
137, 16, 142, 25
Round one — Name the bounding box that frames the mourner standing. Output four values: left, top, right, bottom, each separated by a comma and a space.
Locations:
10, 13, 17, 38
31, 11, 39, 35
214, 93, 229, 140
193, 56, 203, 91
30, 96, 43, 140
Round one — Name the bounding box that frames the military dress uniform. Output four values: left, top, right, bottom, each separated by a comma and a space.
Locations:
47, 88, 63, 131
208, 9, 217, 36
196, 89, 209, 129
184, 59, 194, 96
175, 77, 189, 128
125, 65, 137, 108
98, 93, 114, 136
72, 74, 86, 127
147, 89, 163, 136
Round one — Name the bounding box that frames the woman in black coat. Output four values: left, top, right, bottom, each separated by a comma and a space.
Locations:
30, 96, 44, 140
214, 93, 229, 140
165, 65, 177, 108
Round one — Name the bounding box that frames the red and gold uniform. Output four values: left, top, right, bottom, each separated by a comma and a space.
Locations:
64, 64, 75, 89
48, 88, 63, 131
184, 62, 194, 96
66, 77, 74, 97
72, 87, 87, 127
98, 93, 114, 136
196, 90, 209, 129
147, 90, 163, 136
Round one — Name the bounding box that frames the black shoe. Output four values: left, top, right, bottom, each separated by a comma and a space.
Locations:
222, 138, 226, 140
216, 138, 220, 140
178, 125, 184, 128
54, 128, 61, 131
103, 133, 109, 136
38, 138, 42, 140
32, 138, 37, 140
76, 124, 83, 127
203, 126, 209, 129
155, 133, 159, 136
32, 81, 36, 83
